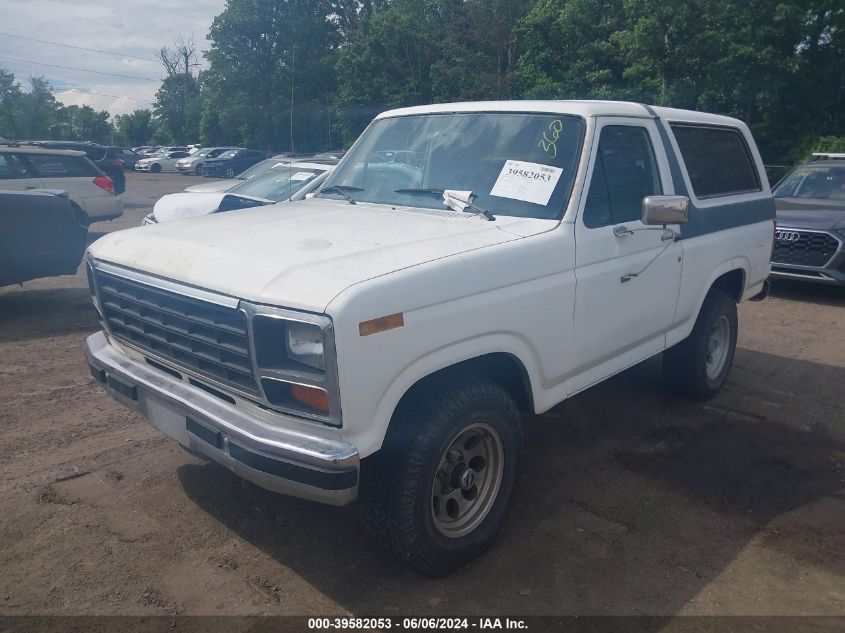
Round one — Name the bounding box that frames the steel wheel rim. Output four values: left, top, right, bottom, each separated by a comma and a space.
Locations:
706, 315, 731, 380
431, 422, 504, 539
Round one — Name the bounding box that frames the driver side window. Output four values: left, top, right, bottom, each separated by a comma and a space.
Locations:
583, 125, 662, 229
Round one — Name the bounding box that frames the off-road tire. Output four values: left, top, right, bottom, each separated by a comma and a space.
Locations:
663, 288, 737, 401
359, 377, 523, 576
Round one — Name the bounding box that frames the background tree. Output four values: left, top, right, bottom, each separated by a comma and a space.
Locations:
154, 35, 202, 143
113, 109, 156, 147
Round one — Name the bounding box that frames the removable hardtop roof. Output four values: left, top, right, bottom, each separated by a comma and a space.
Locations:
376, 100, 746, 128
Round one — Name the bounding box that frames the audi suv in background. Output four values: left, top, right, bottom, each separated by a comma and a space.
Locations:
771, 153, 845, 285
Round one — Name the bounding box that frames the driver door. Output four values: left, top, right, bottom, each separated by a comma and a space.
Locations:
569, 118, 683, 394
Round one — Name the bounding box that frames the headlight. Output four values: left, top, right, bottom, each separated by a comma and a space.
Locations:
249, 308, 340, 425
286, 321, 325, 371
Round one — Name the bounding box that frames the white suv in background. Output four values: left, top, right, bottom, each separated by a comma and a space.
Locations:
0, 145, 123, 224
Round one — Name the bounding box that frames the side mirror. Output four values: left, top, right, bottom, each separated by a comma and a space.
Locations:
642, 195, 689, 225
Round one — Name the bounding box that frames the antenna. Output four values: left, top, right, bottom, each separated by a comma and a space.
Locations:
289, 44, 295, 192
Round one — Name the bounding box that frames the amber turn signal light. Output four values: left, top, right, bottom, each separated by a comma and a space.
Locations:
290, 383, 330, 413
359, 312, 404, 337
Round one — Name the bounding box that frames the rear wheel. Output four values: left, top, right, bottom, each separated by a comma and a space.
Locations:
194, 164, 203, 175
360, 377, 523, 576
664, 288, 737, 401
225, 167, 235, 177
150, 163, 161, 174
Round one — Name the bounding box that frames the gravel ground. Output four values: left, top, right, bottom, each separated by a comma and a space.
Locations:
0, 171, 843, 617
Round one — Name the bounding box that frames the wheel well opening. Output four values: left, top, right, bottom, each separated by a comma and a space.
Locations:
396, 353, 534, 417
711, 268, 745, 302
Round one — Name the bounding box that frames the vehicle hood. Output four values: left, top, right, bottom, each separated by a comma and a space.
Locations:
775, 197, 845, 230
152, 192, 272, 222
184, 179, 239, 193
89, 199, 546, 313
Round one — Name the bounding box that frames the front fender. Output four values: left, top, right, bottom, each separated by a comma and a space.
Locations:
348, 333, 544, 459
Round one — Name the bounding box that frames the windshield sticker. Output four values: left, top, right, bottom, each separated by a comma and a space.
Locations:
290, 171, 315, 181
490, 160, 563, 206
538, 119, 564, 158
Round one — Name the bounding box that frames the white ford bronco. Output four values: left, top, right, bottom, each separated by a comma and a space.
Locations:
85, 101, 774, 575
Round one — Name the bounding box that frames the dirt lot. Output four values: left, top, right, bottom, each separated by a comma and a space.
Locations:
1, 171, 843, 617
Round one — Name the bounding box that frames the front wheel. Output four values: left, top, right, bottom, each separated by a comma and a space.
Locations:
150, 163, 161, 173
360, 377, 523, 576
663, 288, 738, 401
225, 167, 235, 177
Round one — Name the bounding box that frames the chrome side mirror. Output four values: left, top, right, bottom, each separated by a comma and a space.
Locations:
642, 195, 689, 225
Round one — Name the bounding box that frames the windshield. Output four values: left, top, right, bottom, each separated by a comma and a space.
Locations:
220, 150, 240, 159
774, 165, 845, 201
319, 112, 585, 219
229, 167, 325, 201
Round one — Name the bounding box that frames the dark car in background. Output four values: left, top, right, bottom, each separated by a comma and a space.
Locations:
110, 147, 141, 170
771, 152, 845, 285
23, 141, 126, 194
201, 148, 267, 177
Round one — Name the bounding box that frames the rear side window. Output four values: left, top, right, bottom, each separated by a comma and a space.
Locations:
24, 154, 98, 178
670, 124, 761, 198
0, 153, 33, 179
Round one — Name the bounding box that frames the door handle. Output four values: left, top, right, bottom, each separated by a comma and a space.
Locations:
25, 186, 37, 189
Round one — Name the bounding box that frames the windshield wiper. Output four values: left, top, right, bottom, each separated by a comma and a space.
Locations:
394, 188, 445, 196
320, 185, 362, 205
395, 188, 496, 221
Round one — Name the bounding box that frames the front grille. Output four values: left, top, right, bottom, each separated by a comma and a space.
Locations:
772, 230, 839, 268
94, 270, 258, 394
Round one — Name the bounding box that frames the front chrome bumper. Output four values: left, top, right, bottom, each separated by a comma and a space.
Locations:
85, 331, 359, 506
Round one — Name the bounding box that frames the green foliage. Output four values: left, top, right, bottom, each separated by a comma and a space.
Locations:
52, 105, 112, 143
0, 70, 118, 143
2, 0, 844, 165
113, 109, 155, 147
813, 136, 845, 153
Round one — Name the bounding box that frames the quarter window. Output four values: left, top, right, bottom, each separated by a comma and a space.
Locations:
670, 124, 760, 198
583, 125, 663, 228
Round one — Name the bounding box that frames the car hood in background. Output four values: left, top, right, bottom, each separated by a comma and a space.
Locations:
775, 197, 845, 230
183, 179, 240, 193
89, 199, 551, 313
152, 192, 272, 222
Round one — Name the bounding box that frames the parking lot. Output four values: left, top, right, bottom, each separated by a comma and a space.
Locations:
0, 171, 843, 616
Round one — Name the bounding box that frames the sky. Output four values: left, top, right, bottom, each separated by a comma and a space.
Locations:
0, 0, 227, 116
